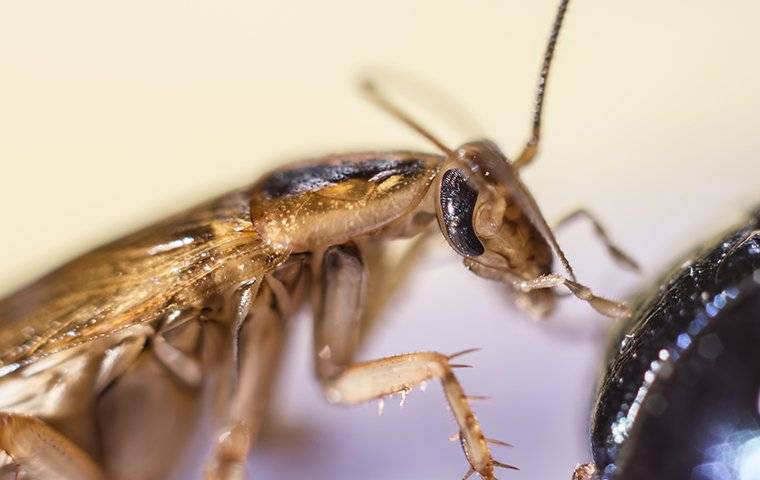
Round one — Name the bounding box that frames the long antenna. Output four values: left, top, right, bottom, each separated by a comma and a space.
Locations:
513, 0, 570, 169
360, 79, 454, 156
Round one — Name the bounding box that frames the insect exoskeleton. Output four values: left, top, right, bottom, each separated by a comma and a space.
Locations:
573, 208, 760, 480
249, 151, 442, 252
0, 1, 639, 479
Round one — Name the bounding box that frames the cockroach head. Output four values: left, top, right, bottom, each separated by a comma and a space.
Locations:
434, 139, 556, 317
453, 140, 515, 195
435, 139, 513, 258
360, 78, 553, 281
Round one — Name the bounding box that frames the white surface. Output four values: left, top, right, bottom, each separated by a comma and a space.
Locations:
1, 1, 760, 478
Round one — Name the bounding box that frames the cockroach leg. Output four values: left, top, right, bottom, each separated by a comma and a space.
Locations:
463, 256, 629, 318
358, 233, 434, 343
323, 352, 503, 479
0, 452, 18, 479
571, 463, 599, 480
313, 244, 367, 380
98, 317, 209, 480
314, 245, 507, 479
0, 413, 104, 480
462, 466, 476, 480
204, 281, 288, 480
226, 281, 258, 379
553, 208, 640, 272
515, 274, 631, 319
152, 318, 204, 388
0, 330, 152, 467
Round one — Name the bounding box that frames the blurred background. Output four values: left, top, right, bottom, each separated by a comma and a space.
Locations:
1, 1, 759, 478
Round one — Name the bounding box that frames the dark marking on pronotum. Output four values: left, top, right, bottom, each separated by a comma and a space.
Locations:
260, 158, 424, 199
439, 168, 484, 257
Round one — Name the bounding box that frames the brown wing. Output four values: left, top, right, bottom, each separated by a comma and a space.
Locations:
0, 188, 286, 371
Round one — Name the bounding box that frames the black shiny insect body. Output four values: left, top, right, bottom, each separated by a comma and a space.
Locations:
584, 210, 760, 479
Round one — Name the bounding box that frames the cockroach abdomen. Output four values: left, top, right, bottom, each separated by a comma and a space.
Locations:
439, 168, 484, 257
590, 210, 760, 479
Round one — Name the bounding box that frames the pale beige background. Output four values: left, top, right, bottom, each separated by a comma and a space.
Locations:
1, 1, 759, 479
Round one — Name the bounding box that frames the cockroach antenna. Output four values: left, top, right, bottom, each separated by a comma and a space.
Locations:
360, 79, 454, 156
514, 0, 570, 169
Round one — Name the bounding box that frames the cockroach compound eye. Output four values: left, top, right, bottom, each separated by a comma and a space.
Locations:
574, 209, 760, 480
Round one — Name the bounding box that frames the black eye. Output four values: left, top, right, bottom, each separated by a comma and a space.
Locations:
589, 213, 760, 479
439, 168, 484, 257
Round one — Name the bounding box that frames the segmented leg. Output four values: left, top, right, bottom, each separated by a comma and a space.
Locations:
0, 413, 104, 480
463, 257, 631, 319
98, 313, 215, 480
204, 284, 286, 480
327, 352, 513, 479
572, 463, 599, 480
313, 244, 367, 380
515, 274, 630, 318
0, 325, 153, 480
553, 208, 640, 272
314, 244, 512, 479
204, 259, 304, 480
358, 232, 434, 340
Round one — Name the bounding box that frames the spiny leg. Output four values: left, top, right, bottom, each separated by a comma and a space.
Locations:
204, 261, 303, 480
314, 244, 513, 479
326, 352, 514, 479
0, 413, 104, 480
553, 208, 640, 272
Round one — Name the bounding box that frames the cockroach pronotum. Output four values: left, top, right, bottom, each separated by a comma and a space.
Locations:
0, 1, 639, 479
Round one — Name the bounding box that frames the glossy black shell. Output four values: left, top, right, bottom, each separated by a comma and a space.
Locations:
590, 210, 760, 479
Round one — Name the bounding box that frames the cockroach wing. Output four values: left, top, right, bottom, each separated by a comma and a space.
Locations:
0, 188, 285, 372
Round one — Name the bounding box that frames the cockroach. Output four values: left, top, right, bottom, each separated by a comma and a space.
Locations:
0, 1, 638, 479
573, 208, 760, 480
